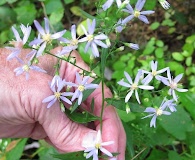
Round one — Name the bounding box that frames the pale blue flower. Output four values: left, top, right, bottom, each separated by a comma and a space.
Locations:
142, 99, 172, 128
29, 18, 66, 57
118, 70, 154, 104
42, 75, 73, 108
161, 69, 188, 101
14, 60, 47, 80
6, 24, 31, 61
142, 61, 169, 84
102, 0, 122, 11
69, 72, 99, 105
79, 19, 108, 57
124, 42, 139, 50
158, 0, 170, 10
82, 130, 114, 160
115, 19, 125, 33
122, 0, 155, 24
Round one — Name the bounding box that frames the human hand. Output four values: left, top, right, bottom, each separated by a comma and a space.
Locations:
0, 48, 126, 159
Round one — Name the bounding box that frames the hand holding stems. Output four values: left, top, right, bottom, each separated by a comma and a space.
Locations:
0, 48, 126, 159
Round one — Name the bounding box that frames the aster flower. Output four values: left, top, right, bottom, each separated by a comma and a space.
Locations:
102, 0, 122, 11
161, 69, 188, 101
58, 25, 79, 55
82, 130, 114, 160
14, 60, 47, 80
115, 19, 125, 33
29, 18, 66, 57
124, 42, 139, 50
69, 72, 99, 105
158, 0, 170, 10
118, 70, 154, 104
6, 24, 31, 61
142, 61, 169, 84
79, 19, 108, 57
142, 99, 172, 128
122, 0, 155, 24
42, 76, 73, 108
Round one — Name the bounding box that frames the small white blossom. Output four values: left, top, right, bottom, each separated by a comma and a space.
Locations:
158, 0, 170, 10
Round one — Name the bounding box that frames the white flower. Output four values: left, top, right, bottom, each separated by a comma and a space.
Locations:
82, 130, 114, 160
158, 0, 170, 10
118, 70, 154, 104
161, 69, 188, 101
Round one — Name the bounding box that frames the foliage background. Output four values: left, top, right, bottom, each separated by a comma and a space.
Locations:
0, 0, 195, 159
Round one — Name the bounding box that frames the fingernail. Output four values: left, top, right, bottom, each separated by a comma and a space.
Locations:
82, 130, 97, 148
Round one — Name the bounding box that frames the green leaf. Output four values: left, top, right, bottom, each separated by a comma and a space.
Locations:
105, 98, 145, 112
113, 61, 126, 70
167, 61, 185, 75
156, 40, 164, 47
182, 43, 194, 56
143, 46, 155, 55
186, 34, 195, 44
160, 106, 194, 140
168, 151, 182, 160
117, 109, 136, 122
186, 57, 192, 66
6, 0, 17, 3
150, 22, 160, 30
65, 109, 100, 123
64, 0, 74, 4
53, 151, 88, 160
172, 52, 184, 61
146, 149, 167, 160
178, 92, 195, 120
71, 78, 101, 113
0, 0, 6, 5
45, 0, 63, 14
6, 139, 27, 160
70, 6, 95, 19
155, 48, 164, 58
14, 3, 36, 25
38, 146, 59, 160
49, 9, 64, 25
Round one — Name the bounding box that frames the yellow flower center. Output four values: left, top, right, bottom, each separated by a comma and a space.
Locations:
70, 39, 78, 46
131, 83, 138, 90
95, 143, 101, 149
54, 92, 61, 100
78, 85, 85, 92
22, 65, 30, 72
42, 34, 51, 42
156, 108, 163, 116
152, 70, 157, 76
170, 82, 177, 89
87, 35, 94, 42
134, 10, 140, 17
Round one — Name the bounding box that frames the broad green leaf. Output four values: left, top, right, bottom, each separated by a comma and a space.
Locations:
186, 34, 195, 44
77, 19, 89, 36
0, 0, 6, 5
71, 78, 101, 113
117, 109, 136, 122
70, 6, 95, 19
45, 0, 63, 14
143, 46, 155, 55
65, 108, 100, 123
172, 52, 184, 61
6, 139, 27, 160
38, 147, 59, 160
168, 151, 182, 160
64, 0, 74, 4
167, 61, 185, 75
14, 3, 36, 25
6, 0, 17, 3
160, 106, 194, 140
113, 61, 126, 70
186, 57, 192, 66
146, 149, 167, 160
178, 92, 195, 120
144, 0, 156, 10
49, 9, 64, 25
156, 40, 164, 47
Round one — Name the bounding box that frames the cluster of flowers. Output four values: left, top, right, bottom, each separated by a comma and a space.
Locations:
4, 0, 174, 159
118, 61, 188, 127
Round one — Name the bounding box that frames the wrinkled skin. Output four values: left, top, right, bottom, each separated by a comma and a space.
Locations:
0, 48, 126, 159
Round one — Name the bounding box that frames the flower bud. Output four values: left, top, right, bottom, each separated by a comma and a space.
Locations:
115, 46, 125, 52
106, 38, 111, 47
126, 103, 131, 114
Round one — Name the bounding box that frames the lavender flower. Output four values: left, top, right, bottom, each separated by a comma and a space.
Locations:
124, 42, 139, 50
122, 0, 155, 24
69, 72, 99, 105
118, 70, 154, 104
161, 69, 188, 101
82, 130, 114, 160
142, 61, 169, 84
158, 0, 170, 10
142, 99, 172, 128
14, 60, 47, 80
58, 25, 79, 55
6, 24, 31, 61
115, 19, 125, 33
42, 76, 73, 108
79, 19, 108, 57
102, 0, 122, 11
29, 18, 66, 57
